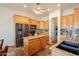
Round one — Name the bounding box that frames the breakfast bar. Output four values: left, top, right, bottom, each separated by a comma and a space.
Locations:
23, 33, 49, 56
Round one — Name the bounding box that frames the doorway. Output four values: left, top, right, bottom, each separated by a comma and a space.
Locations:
51, 17, 58, 43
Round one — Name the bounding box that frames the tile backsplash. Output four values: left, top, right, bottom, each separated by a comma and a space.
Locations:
73, 29, 79, 39
61, 29, 79, 40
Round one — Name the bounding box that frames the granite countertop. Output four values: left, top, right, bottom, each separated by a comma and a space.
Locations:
23, 33, 49, 40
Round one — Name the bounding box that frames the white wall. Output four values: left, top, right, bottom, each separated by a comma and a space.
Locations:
49, 8, 62, 43
0, 7, 39, 46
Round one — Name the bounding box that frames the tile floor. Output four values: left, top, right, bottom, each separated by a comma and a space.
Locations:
7, 45, 51, 56
7, 44, 76, 56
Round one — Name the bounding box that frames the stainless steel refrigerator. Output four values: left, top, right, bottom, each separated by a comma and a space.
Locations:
15, 23, 29, 47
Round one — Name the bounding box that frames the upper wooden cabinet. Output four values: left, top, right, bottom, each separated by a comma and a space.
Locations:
29, 19, 35, 25
29, 19, 40, 29
61, 16, 68, 29
61, 14, 74, 29
14, 15, 29, 24
67, 14, 74, 29
40, 20, 49, 29
35, 20, 40, 29
74, 8, 79, 28
14, 15, 49, 29
45, 20, 49, 29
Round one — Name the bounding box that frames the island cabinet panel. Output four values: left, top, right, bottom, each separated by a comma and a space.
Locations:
74, 8, 79, 28
35, 39, 41, 51
39, 37, 45, 49
24, 35, 49, 56
28, 39, 36, 55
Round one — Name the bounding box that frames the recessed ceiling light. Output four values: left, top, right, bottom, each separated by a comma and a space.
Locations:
47, 8, 50, 11
57, 4, 61, 7
24, 5, 27, 8
37, 6, 41, 10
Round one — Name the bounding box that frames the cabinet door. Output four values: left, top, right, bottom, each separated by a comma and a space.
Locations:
67, 14, 74, 29
36, 21, 40, 29
61, 16, 68, 29
29, 19, 33, 25
28, 40, 35, 55
14, 15, 29, 24
40, 37, 46, 49
35, 39, 40, 51
46, 20, 49, 29
45, 36, 49, 44
74, 8, 79, 28
40, 21, 43, 29
42, 37, 46, 47
44, 21, 47, 29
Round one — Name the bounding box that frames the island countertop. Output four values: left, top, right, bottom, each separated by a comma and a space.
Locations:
23, 33, 49, 40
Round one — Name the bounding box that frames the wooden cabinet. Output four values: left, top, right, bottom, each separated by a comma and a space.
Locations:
45, 20, 49, 29
29, 19, 35, 25
61, 16, 68, 29
14, 15, 29, 24
45, 35, 49, 44
42, 21, 46, 29
29, 19, 40, 29
35, 39, 41, 51
39, 21, 44, 29
40, 20, 49, 29
67, 14, 74, 29
14, 15, 49, 29
74, 8, 79, 28
61, 14, 74, 29
39, 37, 46, 49
28, 40, 36, 55
24, 35, 49, 56
35, 20, 40, 29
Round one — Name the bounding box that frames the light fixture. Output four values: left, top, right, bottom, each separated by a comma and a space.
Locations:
24, 5, 27, 8
57, 4, 61, 7
33, 3, 45, 15
47, 8, 50, 11
37, 6, 41, 10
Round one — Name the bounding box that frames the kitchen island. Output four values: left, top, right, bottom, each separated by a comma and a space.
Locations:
23, 33, 49, 56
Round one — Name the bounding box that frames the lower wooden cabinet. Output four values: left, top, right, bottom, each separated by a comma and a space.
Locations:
28, 40, 36, 55
24, 35, 49, 56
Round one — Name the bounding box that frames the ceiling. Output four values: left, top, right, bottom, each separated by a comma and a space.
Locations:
0, 3, 79, 18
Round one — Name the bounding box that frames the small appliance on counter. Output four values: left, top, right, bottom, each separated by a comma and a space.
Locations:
29, 25, 37, 36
